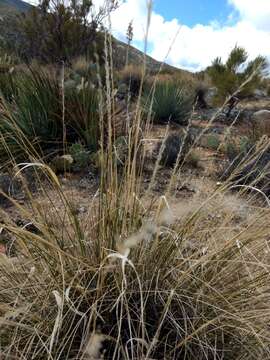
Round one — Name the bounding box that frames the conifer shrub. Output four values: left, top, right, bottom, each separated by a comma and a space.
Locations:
207, 46, 268, 107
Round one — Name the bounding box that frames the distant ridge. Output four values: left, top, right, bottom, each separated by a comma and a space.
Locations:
0, 0, 31, 14
113, 38, 192, 75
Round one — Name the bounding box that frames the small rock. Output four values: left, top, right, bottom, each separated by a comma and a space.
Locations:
78, 206, 87, 214
204, 87, 218, 106
253, 89, 267, 99
253, 109, 270, 122
0, 244, 6, 254
252, 110, 270, 136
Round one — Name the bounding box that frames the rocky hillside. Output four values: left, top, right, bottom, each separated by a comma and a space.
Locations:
112, 38, 191, 75
0, 0, 31, 14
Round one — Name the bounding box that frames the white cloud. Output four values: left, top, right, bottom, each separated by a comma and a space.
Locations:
229, 0, 270, 30
100, 0, 270, 72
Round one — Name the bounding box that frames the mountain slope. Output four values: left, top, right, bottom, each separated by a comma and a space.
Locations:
113, 38, 191, 75
0, 0, 31, 14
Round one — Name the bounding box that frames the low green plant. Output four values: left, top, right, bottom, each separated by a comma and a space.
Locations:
143, 80, 193, 125
223, 136, 253, 162
69, 142, 90, 172
185, 149, 201, 168
157, 133, 191, 167
206, 134, 220, 150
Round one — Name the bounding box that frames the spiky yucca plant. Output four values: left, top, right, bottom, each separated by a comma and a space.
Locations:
0, 68, 101, 164
143, 80, 193, 125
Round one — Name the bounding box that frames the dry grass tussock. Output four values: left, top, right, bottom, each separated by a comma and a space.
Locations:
1, 10, 270, 360
1, 157, 270, 359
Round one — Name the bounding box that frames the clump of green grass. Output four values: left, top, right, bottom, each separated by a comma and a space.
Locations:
143, 80, 193, 125
206, 134, 221, 150
0, 67, 101, 165
156, 132, 192, 167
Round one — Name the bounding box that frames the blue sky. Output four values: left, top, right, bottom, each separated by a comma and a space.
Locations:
153, 0, 233, 27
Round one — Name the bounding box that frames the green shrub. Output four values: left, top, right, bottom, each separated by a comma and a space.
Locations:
143, 81, 193, 125
70, 60, 106, 88
223, 137, 253, 162
224, 141, 238, 161
185, 149, 201, 168
156, 133, 191, 167
206, 134, 220, 150
0, 1, 116, 64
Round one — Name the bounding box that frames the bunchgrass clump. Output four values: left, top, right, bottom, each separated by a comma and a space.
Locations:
157, 132, 191, 167
143, 80, 193, 125
221, 136, 270, 197
1, 159, 270, 358
0, 67, 101, 165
